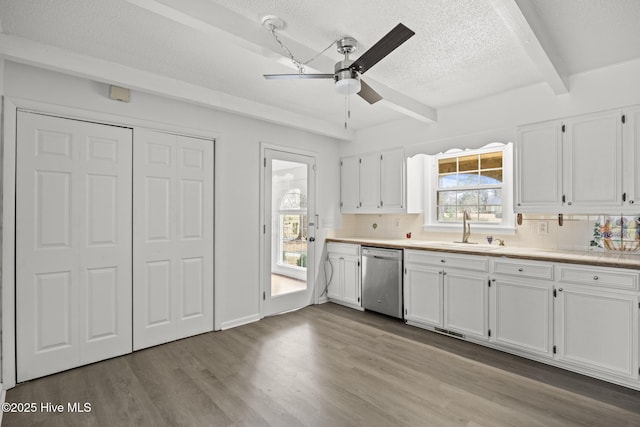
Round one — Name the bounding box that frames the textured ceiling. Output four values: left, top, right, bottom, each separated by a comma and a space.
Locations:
0, 0, 639, 133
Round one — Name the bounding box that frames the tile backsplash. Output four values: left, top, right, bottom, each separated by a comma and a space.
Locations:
590, 215, 640, 253
331, 212, 640, 253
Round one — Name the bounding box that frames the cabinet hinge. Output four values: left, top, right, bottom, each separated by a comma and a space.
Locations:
380, 154, 383, 160
488, 329, 491, 337
263, 224, 266, 234
340, 160, 343, 167
562, 195, 566, 203
488, 279, 491, 287
340, 201, 343, 207
358, 297, 360, 303
264, 157, 266, 167
312, 164, 317, 171
561, 124, 565, 133
553, 345, 557, 354
622, 114, 626, 124
553, 288, 557, 298
263, 291, 266, 301
405, 308, 408, 315
357, 260, 360, 267
380, 200, 384, 207
404, 267, 407, 274
359, 158, 362, 164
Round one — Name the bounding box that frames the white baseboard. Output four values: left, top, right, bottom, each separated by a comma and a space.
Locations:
220, 314, 261, 330
0, 383, 5, 426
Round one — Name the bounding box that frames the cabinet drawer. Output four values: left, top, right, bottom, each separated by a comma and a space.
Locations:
557, 265, 639, 291
327, 243, 360, 257
492, 258, 553, 280
405, 250, 488, 272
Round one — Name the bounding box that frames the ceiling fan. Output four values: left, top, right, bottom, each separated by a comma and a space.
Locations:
263, 23, 415, 105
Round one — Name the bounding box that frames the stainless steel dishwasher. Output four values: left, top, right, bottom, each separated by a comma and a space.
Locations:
361, 247, 403, 318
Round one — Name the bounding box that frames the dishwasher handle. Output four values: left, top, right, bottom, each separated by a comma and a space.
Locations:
362, 247, 402, 260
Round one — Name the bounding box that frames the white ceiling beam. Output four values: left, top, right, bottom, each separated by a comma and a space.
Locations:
491, 0, 569, 94
0, 34, 354, 140
125, 0, 438, 122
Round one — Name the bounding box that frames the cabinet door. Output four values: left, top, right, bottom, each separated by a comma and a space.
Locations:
380, 147, 405, 211
491, 278, 554, 357
359, 152, 381, 210
342, 256, 361, 307
340, 156, 360, 213
404, 265, 443, 327
327, 254, 343, 300
444, 271, 489, 340
515, 122, 563, 210
623, 106, 640, 206
555, 287, 638, 380
564, 111, 623, 208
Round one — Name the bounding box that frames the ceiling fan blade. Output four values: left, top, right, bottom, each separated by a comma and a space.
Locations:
263, 73, 334, 80
350, 23, 415, 74
358, 79, 383, 104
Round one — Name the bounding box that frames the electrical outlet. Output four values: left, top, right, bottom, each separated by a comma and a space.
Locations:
393, 217, 400, 228
537, 221, 549, 235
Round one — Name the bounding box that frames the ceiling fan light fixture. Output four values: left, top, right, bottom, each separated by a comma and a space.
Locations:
335, 77, 361, 95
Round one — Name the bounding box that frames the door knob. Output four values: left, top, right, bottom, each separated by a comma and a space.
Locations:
308, 237, 315, 242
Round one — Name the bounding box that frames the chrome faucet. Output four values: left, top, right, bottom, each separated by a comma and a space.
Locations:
462, 209, 472, 243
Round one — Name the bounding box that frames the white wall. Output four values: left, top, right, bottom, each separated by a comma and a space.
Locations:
334, 59, 640, 251
2, 61, 342, 331
342, 58, 640, 157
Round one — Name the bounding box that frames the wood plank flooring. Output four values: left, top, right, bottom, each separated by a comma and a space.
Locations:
4, 303, 640, 426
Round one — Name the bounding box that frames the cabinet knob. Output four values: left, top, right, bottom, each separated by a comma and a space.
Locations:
518, 268, 523, 272
567, 202, 572, 206
630, 200, 635, 204
558, 288, 563, 292
441, 259, 446, 263
593, 275, 599, 281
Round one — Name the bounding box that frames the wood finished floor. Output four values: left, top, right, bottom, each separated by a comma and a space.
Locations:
4, 303, 640, 426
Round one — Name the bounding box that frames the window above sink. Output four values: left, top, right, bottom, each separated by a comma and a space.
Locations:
419, 142, 516, 235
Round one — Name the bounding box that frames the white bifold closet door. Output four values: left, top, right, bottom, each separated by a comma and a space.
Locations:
16, 112, 133, 382
133, 129, 214, 350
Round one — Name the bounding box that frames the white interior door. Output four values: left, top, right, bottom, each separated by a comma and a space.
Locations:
133, 129, 214, 350
263, 149, 316, 316
16, 112, 133, 382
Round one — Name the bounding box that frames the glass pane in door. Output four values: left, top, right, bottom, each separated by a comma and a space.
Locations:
271, 159, 308, 296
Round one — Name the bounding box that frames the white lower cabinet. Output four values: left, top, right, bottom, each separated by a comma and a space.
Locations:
490, 259, 555, 358
401, 249, 640, 389
555, 286, 639, 380
491, 278, 554, 357
404, 250, 489, 340
444, 271, 489, 340
404, 265, 443, 326
327, 243, 361, 308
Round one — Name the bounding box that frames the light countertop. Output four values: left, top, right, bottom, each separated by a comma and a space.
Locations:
326, 237, 640, 270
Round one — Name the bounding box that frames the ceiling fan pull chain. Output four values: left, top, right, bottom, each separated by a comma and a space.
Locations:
344, 96, 348, 129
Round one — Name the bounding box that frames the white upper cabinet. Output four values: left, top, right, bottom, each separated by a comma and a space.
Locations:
564, 110, 622, 209
340, 155, 360, 213
359, 151, 382, 210
516, 121, 564, 211
380, 148, 405, 210
340, 147, 410, 214
516, 107, 631, 213
623, 105, 640, 206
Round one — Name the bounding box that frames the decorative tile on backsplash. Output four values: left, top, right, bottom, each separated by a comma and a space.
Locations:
590, 215, 640, 253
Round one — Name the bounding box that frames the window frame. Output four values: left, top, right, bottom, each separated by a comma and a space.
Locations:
423, 142, 515, 235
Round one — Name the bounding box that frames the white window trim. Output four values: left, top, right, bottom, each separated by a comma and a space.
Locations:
423, 142, 516, 235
